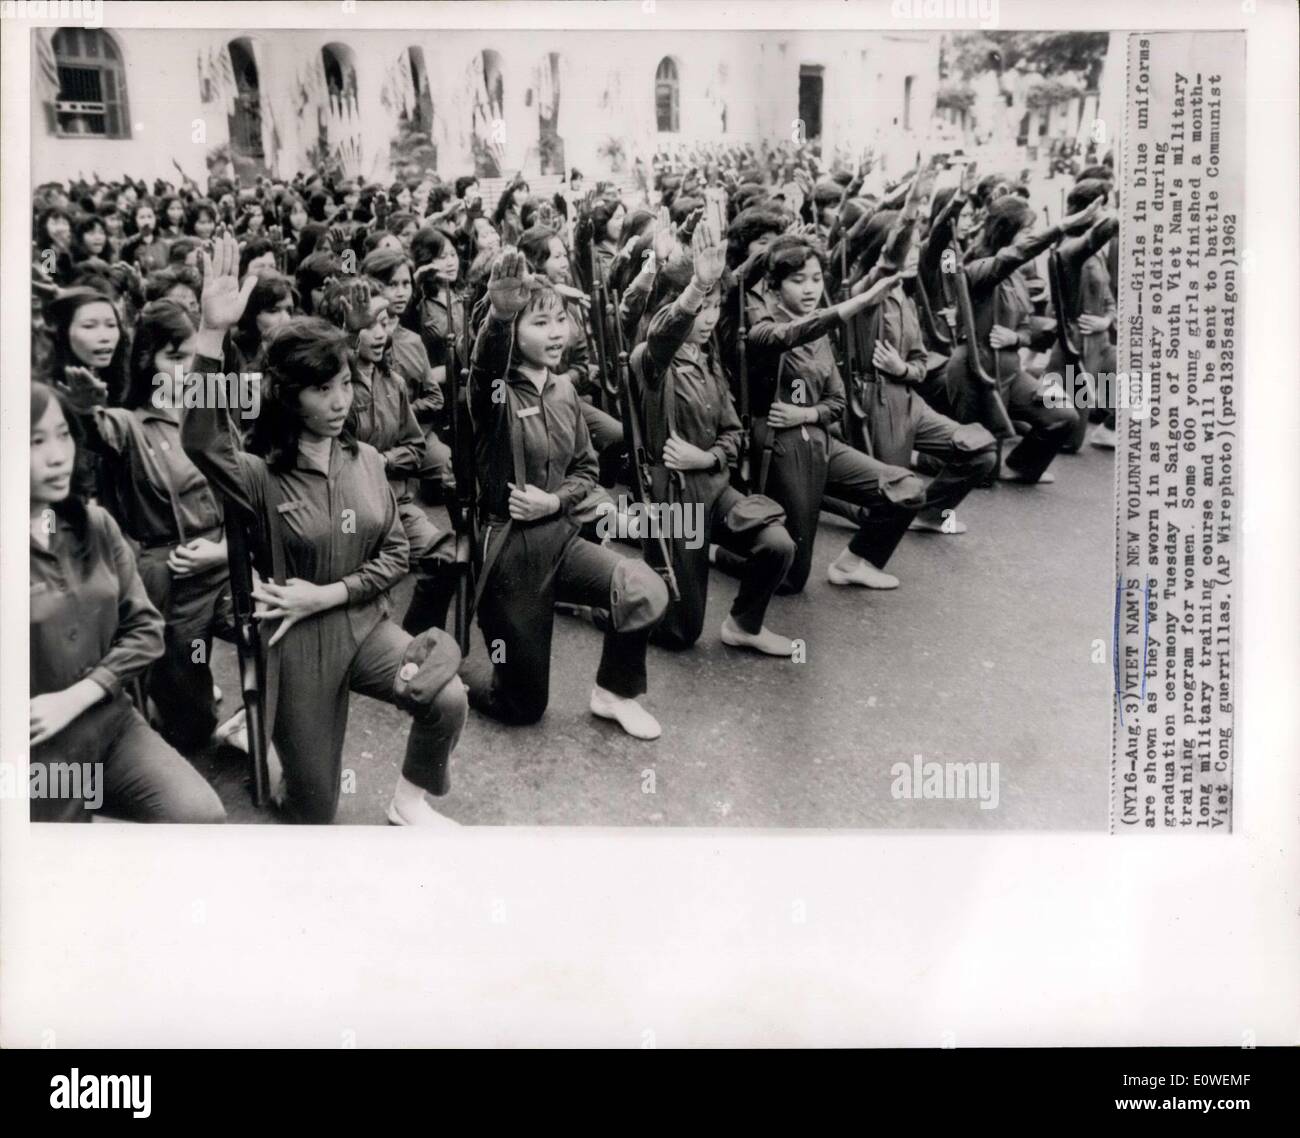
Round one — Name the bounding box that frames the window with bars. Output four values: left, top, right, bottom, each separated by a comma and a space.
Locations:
50, 28, 130, 139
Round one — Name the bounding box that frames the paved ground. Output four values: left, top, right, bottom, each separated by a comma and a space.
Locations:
191, 438, 1116, 829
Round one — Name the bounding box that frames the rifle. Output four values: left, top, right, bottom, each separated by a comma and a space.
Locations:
618, 342, 680, 603
444, 282, 477, 655
942, 244, 1018, 440
839, 240, 875, 457
734, 285, 752, 491
1047, 243, 1095, 447
586, 242, 615, 414
223, 509, 270, 807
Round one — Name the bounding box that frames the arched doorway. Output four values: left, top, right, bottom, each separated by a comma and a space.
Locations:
472, 48, 506, 177
319, 42, 360, 153
536, 52, 564, 176
226, 38, 265, 176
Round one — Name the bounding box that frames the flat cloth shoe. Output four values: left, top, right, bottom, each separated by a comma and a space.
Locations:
590, 687, 662, 739
827, 560, 900, 589
387, 793, 461, 828
910, 512, 967, 534
719, 618, 795, 656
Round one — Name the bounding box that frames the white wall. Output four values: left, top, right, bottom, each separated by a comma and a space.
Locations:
33, 28, 941, 186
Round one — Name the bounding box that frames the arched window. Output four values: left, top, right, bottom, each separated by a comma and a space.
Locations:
537, 52, 564, 176
472, 49, 506, 176
655, 56, 680, 134
226, 38, 264, 163
50, 28, 130, 139
406, 46, 433, 133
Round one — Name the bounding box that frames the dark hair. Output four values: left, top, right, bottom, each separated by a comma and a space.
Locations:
30, 382, 91, 557
517, 226, 563, 275
410, 225, 453, 269
144, 266, 202, 305
766, 235, 826, 289
234, 272, 296, 361
492, 184, 526, 228
726, 205, 788, 268
1066, 178, 1110, 214
1076, 164, 1113, 184
186, 198, 218, 235
295, 251, 342, 314
454, 175, 478, 200
167, 237, 203, 266
239, 236, 276, 278
36, 206, 72, 246
72, 214, 108, 261
849, 210, 899, 278
158, 195, 186, 232
386, 210, 418, 236
307, 190, 330, 222
361, 246, 409, 285
44, 288, 129, 401
976, 195, 1035, 256
279, 193, 309, 231
619, 208, 655, 248
589, 196, 624, 244
974, 174, 1010, 208
124, 299, 196, 410
426, 184, 452, 214
296, 221, 331, 264
247, 317, 356, 471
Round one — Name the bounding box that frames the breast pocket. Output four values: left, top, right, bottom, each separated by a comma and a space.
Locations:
29, 581, 64, 626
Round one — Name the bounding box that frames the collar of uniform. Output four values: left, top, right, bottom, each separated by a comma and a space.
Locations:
137, 404, 183, 426
292, 436, 345, 476
505, 367, 556, 395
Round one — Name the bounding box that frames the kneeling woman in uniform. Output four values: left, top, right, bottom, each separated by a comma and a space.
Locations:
467, 249, 668, 739
634, 221, 798, 655
941, 194, 1102, 484
318, 277, 458, 635
182, 234, 467, 825
744, 236, 927, 593
30, 382, 225, 823
62, 299, 235, 754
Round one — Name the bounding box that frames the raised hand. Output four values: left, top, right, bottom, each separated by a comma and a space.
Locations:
62, 365, 108, 410
487, 248, 533, 317
1060, 194, 1104, 234
845, 272, 903, 311
690, 220, 726, 289
199, 231, 258, 333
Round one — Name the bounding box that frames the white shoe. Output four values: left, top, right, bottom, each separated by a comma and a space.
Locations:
1090, 425, 1117, 449
590, 686, 662, 739
719, 616, 796, 656
998, 460, 1055, 484
827, 556, 900, 589
910, 510, 967, 534
215, 707, 248, 752
387, 776, 461, 827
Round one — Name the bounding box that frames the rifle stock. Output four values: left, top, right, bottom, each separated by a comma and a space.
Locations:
619, 347, 680, 603
223, 510, 269, 807
943, 245, 1018, 440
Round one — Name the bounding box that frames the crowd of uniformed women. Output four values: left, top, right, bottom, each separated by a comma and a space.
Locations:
28, 143, 1119, 824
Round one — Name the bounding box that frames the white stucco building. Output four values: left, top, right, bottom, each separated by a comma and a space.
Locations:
32, 26, 941, 186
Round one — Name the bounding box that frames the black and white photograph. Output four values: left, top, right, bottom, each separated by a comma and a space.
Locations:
1, 0, 1296, 1067
22, 17, 1134, 829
